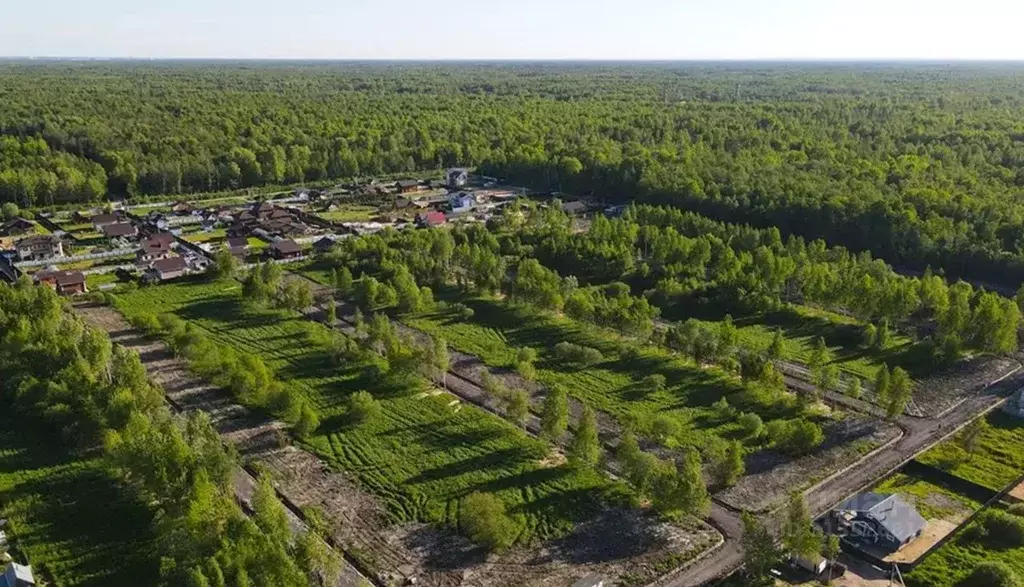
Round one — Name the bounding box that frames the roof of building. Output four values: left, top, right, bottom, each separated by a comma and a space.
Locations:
1, 217, 34, 233
15, 234, 59, 249
396, 179, 420, 188
418, 211, 447, 226
313, 236, 336, 249
226, 236, 248, 248
562, 201, 588, 213
271, 239, 302, 254
55, 271, 85, 287
102, 222, 137, 238
153, 256, 187, 274
835, 492, 926, 543
91, 213, 120, 225
1, 562, 35, 587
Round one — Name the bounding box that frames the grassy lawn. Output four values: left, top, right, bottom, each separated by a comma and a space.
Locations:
0, 415, 158, 586
314, 205, 380, 223
113, 279, 614, 543
905, 514, 1024, 587
873, 472, 982, 521
183, 228, 227, 244
915, 411, 1024, 491
86, 272, 125, 289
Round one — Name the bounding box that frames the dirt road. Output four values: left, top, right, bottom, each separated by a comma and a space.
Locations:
73, 302, 374, 587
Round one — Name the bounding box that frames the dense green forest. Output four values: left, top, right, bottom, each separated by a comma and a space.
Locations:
4, 61, 1024, 286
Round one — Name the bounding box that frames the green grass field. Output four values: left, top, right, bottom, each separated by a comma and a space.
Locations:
395, 291, 811, 449
0, 415, 158, 586
182, 227, 227, 244
905, 513, 1024, 587
114, 279, 613, 543
915, 411, 1024, 491
873, 472, 982, 521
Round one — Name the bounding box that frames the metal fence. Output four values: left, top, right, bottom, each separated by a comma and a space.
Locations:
15, 248, 136, 268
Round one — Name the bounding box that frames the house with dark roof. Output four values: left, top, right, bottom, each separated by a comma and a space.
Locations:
227, 236, 249, 249
446, 168, 470, 188
137, 233, 175, 263
35, 270, 87, 295
15, 235, 63, 261
395, 179, 423, 194
91, 212, 122, 230
269, 239, 303, 259
150, 256, 188, 281
102, 222, 138, 240
0, 217, 35, 237
313, 236, 337, 255
416, 211, 447, 228
562, 201, 588, 216
830, 492, 926, 550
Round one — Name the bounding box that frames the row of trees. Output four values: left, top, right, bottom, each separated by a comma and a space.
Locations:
0, 279, 339, 586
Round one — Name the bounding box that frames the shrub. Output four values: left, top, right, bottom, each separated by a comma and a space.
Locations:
553, 341, 603, 366
766, 418, 823, 455
458, 492, 517, 552
977, 510, 1024, 548
737, 412, 764, 439
346, 391, 382, 426
964, 561, 1019, 587
1008, 503, 1024, 517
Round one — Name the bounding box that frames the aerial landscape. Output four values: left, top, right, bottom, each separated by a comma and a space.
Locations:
3, 3, 1024, 587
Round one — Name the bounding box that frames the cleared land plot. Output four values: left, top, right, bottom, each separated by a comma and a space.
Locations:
314, 205, 380, 223
903, 514, 1024, 587
0, 416, 158, 586
915, 410, 1024, 491
113, 280, 615, 545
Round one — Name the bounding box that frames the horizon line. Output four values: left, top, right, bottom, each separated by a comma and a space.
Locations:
3, 56, 1024, 64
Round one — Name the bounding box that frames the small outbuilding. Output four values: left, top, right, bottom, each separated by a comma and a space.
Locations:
416, 211, 447, 228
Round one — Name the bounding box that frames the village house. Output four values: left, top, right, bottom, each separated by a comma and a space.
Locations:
449, 192, 477, 213
270, 239, 303, 260
562, 200, 588, 216
149, 256, 188, 281
0, 562, 35, 587
90, 212, 122, 230
137, 233, 176, 263
416, 211, 447, 228
0, 217, 35, 237
102, 222, 138, 240
35, 269, 87, 296
15, 234, 64, 261
830, 492, 926, 551
446, 168, 470, 188
395, 179, 424, 194
312, 236, 337, 255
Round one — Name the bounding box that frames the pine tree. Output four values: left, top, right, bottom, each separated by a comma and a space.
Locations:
887, 366, 913, 420
324, 296, 336, 324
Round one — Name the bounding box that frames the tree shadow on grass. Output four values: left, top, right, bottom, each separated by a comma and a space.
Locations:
0, 427, 159, 587
404, 446, 539, 487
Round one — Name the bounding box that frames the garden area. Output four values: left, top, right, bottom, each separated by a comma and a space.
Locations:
916, 410, 1024, 491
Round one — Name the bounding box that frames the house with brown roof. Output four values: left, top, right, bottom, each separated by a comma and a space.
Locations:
137, 233, 175, 263
0, 217, 35, 237
35, 270, 86, 296
395, 180, 424, 194
150, 256, 188, 281
15, 235, 64, 261
102, 222, 138, 240
269, 239, 303, 259
91, 213, 122, 230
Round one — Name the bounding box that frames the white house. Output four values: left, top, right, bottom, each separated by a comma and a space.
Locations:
449, 192, 476, 213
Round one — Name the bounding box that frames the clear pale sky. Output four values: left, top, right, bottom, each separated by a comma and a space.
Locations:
1, 0, 1022, 60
